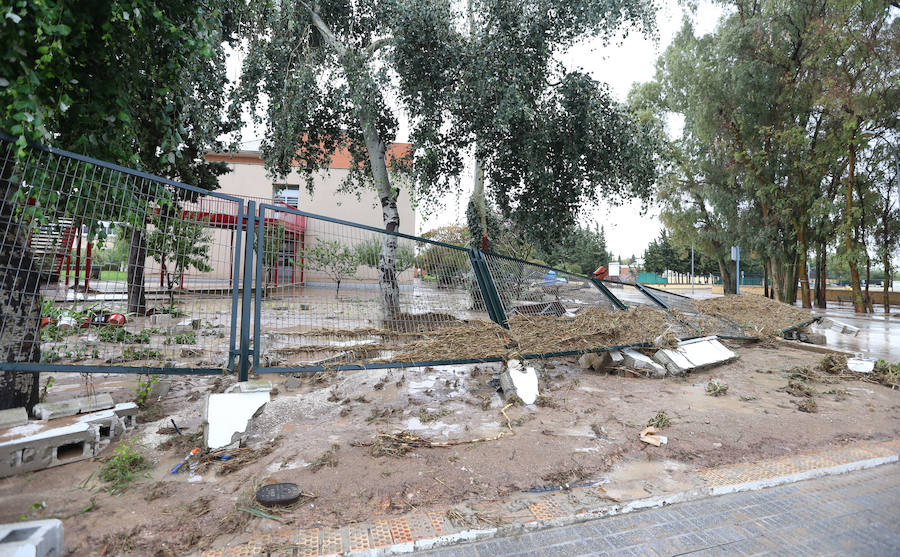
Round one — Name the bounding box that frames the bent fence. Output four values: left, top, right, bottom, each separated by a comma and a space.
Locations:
0, 134, 750, 380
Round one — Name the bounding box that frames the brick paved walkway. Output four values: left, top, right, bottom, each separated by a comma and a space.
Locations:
418, 463, 900, 557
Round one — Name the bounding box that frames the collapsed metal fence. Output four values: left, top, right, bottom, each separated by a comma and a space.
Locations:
0, 134, 755, 380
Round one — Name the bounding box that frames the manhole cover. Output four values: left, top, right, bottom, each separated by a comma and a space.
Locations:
256, 483, 302, 507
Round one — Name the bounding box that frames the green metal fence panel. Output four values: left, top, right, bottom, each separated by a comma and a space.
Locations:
0, 133, 245, 375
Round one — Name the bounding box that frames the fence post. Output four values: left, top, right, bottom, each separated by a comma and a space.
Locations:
469, 249, 508, 329
238, 201, 256, 382
253, 207, 265, 370
228, 202, 246, 373
634, 282, 669, 309
590, 278, 628, 311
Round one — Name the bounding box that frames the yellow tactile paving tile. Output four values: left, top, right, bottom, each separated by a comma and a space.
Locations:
700, 442, 899, 487
428, 511, 449, 536
389, 517, 414, 544
406, 513, 437, 539
529, 498, 565, 521
342, 523, 367, 551
296, 528, 319, 557
320, 527, 342, 555
370, 520, 394, 548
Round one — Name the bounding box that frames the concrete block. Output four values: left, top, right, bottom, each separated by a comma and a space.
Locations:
226, 380, 273, 394
0, 423, 96, 478
32, 394, 114, 421
621, 349, 666, 377
608, 350, 624, 365
499, 359, 539, 404
203, 391, 270, 449
0, 519, 64, 557
653, 337, 738, 375
797, 331, 827, 345
149, 380, 171, 400
0, 408, 27, 430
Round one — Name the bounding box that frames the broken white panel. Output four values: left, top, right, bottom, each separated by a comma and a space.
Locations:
621, 349, 666, 377
818, 318, 860, 337
608, 350, 625, 365
847, 358, 875, 373
653, 337, 738, 375
500, 359, 539, 404
204, 392, 270, 449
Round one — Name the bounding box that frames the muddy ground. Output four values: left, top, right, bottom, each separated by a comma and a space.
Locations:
1, 343, 899, 556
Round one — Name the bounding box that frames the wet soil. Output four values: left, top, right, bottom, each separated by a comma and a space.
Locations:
1, 344, 899, 556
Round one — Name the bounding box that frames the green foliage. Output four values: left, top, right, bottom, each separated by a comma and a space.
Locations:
647, 410, 670, 429
165, 332, 197, 345
99, 443, 151, 494
642, 1, 899, 304
355, 238, 416, 275
97, 327, 150, 344
706, 379, 728, 397
133, 374, 158, 408
538, 224, 610, 276
147, 211, 213, 307
39, 376, 55, 403
305, 240, 359, 296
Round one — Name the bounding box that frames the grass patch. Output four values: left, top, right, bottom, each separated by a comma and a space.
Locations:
418, 407, 450, 423
647, 410, 670, 429
165, 331, 197, 345
99, 443, 151, 495
98, 327, 151, 344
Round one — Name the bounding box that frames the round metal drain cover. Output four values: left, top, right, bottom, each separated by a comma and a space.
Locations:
256, 483, 302, 507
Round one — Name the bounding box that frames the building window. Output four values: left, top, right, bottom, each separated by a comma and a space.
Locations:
274, 184, 299, 208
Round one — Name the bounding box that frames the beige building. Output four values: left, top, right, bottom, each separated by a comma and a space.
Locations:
173, 142, 415, 284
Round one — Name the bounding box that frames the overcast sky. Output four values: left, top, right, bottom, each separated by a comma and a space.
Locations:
229, 1, 726, 261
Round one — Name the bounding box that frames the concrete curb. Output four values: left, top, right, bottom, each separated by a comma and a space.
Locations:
332, 447, 900, 557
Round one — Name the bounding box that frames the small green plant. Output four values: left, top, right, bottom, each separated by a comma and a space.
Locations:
418, 407, 450, 423
99, 443, 151, 494
308, 444, 340, 472
305, 240, 359, 296
647, 410, 670, 429
39, 376, 55, 402
40, 347, 63, 363
154, 305, 186, 317
111, 348, 162, 363
354, 237, 416, 274
706, 379, 728, 396
134, 374, 159, 408
98, 327, 151, 344
165, 331, 197, 345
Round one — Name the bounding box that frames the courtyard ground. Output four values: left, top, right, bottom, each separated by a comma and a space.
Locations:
1, 340, 898, 556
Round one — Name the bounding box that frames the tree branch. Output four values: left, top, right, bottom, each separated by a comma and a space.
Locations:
365, 37, 394, 57
298, 0, 348, 57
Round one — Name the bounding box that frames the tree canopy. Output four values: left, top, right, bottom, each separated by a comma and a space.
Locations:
639, 0, 899, 308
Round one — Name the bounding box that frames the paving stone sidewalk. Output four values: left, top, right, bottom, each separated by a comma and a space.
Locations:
200, 440, 899, 556
419, 462, 900, 557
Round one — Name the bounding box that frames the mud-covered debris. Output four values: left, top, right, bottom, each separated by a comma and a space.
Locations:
639, 426, 668, 446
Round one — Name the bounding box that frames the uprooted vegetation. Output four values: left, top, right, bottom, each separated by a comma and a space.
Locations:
694, 296, 813, 337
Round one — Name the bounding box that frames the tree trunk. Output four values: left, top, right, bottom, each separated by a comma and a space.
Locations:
357, 101, 400, 318
763, 258, 769, 298
0, 159, 42, 412
127, 227, 147, 314
845, 142, 866, 313
783, 253, 799, 305
771, 259, 785, 302
815, 240, 827, 308
865, 256, 872, 312
797, 227, 811, 308
717, 257, 735, 295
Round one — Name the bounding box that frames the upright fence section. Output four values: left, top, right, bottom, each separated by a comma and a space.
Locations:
0, 135, 246, 375
0, 134, 761, 378
252, 205, 494, 372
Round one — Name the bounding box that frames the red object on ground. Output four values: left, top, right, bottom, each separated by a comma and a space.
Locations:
593, 266, 609, 280
106, 314, 127, 326
40, 316, 54, 329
